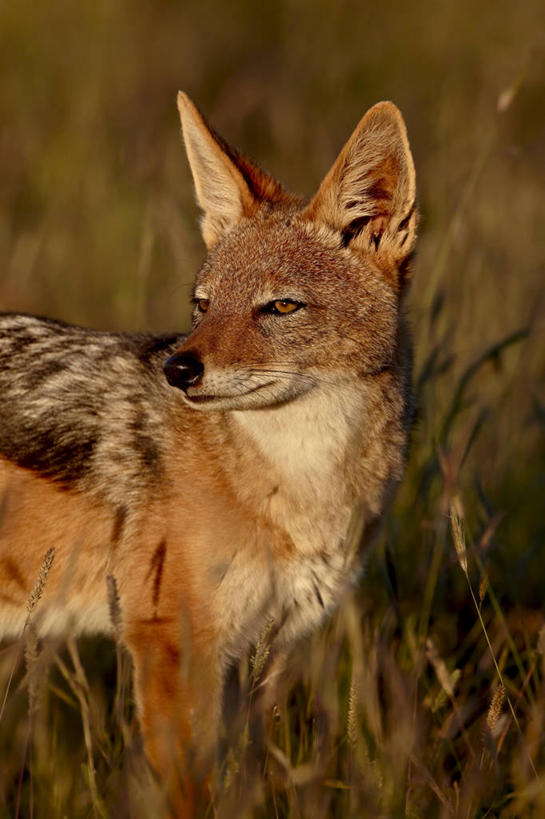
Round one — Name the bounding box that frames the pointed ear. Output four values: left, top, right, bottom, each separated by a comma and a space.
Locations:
177, 92, 287, 249
304, 102, 417, 281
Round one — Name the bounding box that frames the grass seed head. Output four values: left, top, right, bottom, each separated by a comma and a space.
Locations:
26, 546, 55, 614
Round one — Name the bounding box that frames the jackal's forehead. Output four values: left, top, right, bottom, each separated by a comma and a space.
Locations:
194, 216, 383, 307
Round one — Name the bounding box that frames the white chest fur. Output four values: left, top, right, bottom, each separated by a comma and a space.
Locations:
214, 525, 361, 662
214, 384, 367, 658
233, 383, 366, 553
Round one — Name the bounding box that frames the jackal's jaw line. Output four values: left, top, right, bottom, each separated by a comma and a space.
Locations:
183, 380, 275, 407
180, 372, 315, 411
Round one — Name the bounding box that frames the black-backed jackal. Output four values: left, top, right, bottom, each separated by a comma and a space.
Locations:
0, 92, 417, 815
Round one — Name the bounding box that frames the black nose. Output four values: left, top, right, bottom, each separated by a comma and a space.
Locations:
163, 351, 204, 391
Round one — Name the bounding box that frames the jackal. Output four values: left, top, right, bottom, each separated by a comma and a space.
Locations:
0, 92, 417, 814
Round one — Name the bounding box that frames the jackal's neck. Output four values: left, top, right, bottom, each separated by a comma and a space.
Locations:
233, 383, 359, 488
228, 377, 405, 555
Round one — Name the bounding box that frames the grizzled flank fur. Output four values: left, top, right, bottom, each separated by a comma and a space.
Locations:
0, 91, 417, 817
0, 314, 184, 492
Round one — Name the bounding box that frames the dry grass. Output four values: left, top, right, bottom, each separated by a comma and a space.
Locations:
1, 0, 544, 815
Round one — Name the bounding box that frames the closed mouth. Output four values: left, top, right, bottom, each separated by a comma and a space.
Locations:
185, 380, 276, 403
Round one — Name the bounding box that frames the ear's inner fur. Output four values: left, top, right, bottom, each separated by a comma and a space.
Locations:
303, 101, 417, 282
177, 91, 294, 248
340, 214, 372, 248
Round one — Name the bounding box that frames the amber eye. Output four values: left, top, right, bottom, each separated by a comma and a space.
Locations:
195, 298, 209, 313
266, 299, 304, 315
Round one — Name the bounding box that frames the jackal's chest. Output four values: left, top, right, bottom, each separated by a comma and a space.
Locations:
273, 546, 360, 644
215, 537, 359, 662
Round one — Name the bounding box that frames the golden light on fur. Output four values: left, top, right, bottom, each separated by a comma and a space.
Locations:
0, 91, 418, 816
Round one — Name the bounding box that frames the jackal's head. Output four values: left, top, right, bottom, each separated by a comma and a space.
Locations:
164, 92, 417, 411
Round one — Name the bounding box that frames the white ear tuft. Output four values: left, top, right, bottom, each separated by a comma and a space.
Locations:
304, 102, 417, 279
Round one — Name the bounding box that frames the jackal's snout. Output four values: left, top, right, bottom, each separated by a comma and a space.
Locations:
164, 350, 204, 391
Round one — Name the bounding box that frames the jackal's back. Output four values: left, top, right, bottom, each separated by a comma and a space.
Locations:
0, 313, 185, 496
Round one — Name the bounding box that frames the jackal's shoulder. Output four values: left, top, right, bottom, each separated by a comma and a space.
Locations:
0, 313, 186, 494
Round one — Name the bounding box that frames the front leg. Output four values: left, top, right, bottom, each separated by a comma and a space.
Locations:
124, 617, 222, 817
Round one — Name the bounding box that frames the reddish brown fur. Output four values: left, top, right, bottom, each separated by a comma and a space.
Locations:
0, 92, 417, 816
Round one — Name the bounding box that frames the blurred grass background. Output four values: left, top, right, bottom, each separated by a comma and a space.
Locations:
1, 0, 544, 816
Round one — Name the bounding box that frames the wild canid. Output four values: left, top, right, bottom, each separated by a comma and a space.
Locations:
0, 92, 417, 813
